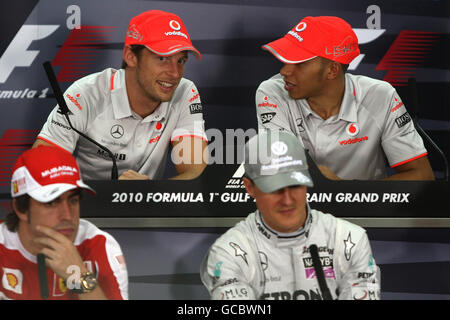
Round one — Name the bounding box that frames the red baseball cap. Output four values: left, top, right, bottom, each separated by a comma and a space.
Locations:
262, 16, 360, 65
11, 146, 95, 202
125, 10, 201, 59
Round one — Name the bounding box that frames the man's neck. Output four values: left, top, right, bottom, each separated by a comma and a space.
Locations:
17, 224, 39, 256
124, 69, 160, 119
307, 76, 346, 120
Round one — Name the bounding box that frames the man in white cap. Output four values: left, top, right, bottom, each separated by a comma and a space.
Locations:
0, 146, 128, 299
34, 10, 208, 180
201, 130, 380, 300
256, 16, 434, 180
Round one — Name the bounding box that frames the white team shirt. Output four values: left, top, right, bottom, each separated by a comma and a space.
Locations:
38, 68, 207, 180
201, 209, 380, 300
256, 73, 428, 180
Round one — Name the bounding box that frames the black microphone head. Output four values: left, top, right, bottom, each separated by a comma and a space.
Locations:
309, 244, 318, 253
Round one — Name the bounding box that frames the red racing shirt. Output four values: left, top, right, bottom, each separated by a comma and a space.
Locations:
0, 219, 128, 300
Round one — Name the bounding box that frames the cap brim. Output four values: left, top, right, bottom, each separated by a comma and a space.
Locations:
27, 182, 95, 203
262, 36, 317, 64
145, 42, 202, 59
253, 170, 313, 193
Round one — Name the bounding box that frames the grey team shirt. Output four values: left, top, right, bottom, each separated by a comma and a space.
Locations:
38, 68, 207, 180
201, 209, 380, 300
256, 73, 427, 180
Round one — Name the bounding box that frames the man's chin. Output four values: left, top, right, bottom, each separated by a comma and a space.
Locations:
155, 90, 176, 103
288, 91, 303, 100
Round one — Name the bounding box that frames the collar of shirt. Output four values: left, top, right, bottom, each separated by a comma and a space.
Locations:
337, 74, 358, 123
110, 68, 170, 123
2, 224, 37, 263
298, 75, 357, 123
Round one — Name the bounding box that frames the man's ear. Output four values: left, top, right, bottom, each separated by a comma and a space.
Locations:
243, 177, 256, 198
326, 61, 341, 80
12, 198, 29, 223
123, 45, 138, 68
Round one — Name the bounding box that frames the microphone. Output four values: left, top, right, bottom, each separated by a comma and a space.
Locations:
309, 244, 333, 300
408, 78, 449, 181
43, 61, 118, 180
37, 253, 49, 299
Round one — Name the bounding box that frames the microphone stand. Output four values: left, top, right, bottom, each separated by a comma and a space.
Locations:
408, 78, 449, 181
43, 61, 118, 180
309, 244, 333, 300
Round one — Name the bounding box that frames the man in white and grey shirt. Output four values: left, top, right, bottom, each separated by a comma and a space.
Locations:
34, 10, 207, 180
201, 130, 381, 300
256, 16, 434, 180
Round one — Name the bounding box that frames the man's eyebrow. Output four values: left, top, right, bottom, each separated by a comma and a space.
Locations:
68, 189, 82, 198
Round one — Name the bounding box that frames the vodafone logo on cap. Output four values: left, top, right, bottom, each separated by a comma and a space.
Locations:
169, 20, 181, 31
346, 123, 359, 136
295, 22, 307, 32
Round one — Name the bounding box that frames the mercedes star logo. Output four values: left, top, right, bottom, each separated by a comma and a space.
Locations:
110, 124, 124, 139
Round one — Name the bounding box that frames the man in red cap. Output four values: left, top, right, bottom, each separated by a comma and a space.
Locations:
257, 16, 434, 180
0, 146, 128, 299
34, 10, 208, 181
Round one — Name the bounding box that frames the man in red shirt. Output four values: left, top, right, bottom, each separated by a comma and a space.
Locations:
0, 146, 128, 299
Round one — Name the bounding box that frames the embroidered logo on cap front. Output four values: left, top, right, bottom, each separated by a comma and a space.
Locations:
271, 141, 288, 156
346, 123, 359, 136
288, 22, 307, 43
165, 20, 188, 39
295, 22, 307, 32
169, 20, 181, 30
41, 166, 77, 178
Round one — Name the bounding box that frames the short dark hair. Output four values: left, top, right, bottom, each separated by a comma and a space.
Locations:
121, 45, 146, 69
5, 189, 83, 232
5, 194, 30, 232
